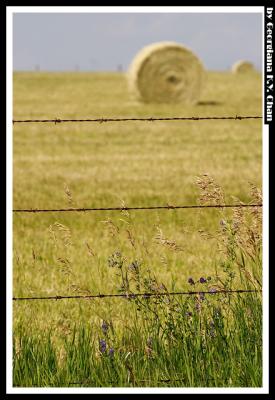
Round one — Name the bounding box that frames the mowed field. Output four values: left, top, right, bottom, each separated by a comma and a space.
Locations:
12, 71, 263, 387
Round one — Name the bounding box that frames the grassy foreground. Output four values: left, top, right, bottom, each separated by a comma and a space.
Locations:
13, 71, 262, 387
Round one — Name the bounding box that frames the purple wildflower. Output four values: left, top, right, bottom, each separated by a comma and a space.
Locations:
195, 302, 201, 312
99, 339, 107, 353
209, 288, 217, 294
199, 277, 207, 284
128, 260, 139, 272
109, 348, 115, 357
101, 320, 109, 335
188, 277, 195, 285
145, 338, 153, 357
199, 292, 205, 301
185, 311, 193, 317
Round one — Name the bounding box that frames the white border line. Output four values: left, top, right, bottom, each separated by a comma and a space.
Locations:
262, 129, 269, 392
262, 9, 269, 392
6, 5, 13, 394
7, 6, 268, 394
8, 6, 263, 13
6, 387, 270, 395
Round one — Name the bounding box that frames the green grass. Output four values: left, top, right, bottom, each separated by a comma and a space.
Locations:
13, 290, 262, 387
13, 71, 262, 387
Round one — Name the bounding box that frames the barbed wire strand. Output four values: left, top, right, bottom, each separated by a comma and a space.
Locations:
13, 203, 262, 213
13, 289, 261, 301
12, 115, 262, 124
68, 378, 187, 385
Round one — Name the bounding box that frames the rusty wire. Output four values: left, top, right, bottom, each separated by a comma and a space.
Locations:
13, 289, 261, 302
13, 203, 262, 213
68, 378, 190, 385
12, 115, 262, 124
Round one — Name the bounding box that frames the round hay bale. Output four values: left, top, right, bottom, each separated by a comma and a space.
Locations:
232, 60, 255, 74
127, 41, 205, 104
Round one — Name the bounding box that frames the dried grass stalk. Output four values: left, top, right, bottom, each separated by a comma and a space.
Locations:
127, 41, 205, 104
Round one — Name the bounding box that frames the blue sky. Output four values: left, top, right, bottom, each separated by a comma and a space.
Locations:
13, 12, 262, 71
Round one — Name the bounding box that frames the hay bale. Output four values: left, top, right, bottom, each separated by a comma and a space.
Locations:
232, 60, 255, 74
127, 41, 205, 104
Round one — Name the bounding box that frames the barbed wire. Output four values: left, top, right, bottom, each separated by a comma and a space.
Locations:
12, 289, 261, 301
68, 378, 187, 385
13, 203, 262, 214
12, 115, 262, 124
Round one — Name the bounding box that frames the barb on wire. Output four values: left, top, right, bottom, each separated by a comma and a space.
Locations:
12, 115, 262, 124
13, 203, 262, 214
12, 289, 261, 301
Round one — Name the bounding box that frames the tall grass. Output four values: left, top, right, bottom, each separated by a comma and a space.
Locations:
13, 291, 262, 387
13, 176, 262, 387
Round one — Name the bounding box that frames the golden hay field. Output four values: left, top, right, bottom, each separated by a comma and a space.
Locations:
13, 70, 262, 334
